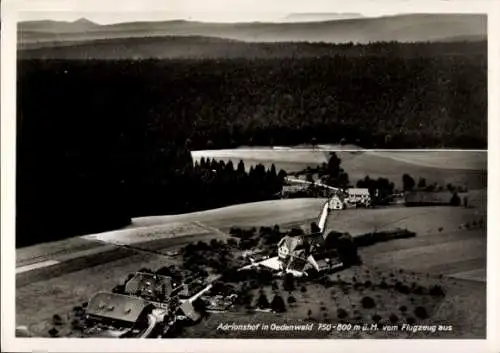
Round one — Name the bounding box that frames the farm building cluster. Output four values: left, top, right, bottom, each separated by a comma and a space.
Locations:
328, 188, 372, 210
83, 272, 205, 337
75, 180, 465, 338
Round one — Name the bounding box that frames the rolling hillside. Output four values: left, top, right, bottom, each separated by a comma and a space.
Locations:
16, 196, 486, 337
18, 13, 487, 51
17, 35, 487, 60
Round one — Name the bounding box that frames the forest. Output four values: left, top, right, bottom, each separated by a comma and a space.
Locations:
16, 41, 487, 246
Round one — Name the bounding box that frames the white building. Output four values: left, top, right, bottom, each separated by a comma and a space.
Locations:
328, 194, 345, 210
346, 188, 371, 206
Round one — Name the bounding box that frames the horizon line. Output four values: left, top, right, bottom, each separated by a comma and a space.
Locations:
16, 12, 484, 26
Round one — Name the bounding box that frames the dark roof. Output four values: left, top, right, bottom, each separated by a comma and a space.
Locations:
306, 232, 325, 249
86, 292, 152, 324
287, 256, 308, 272
315, 259, 330, 270
124, 272, 173, 299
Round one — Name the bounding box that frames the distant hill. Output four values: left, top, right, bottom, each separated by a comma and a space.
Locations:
18, 13, 487, 50
20, 18, 100, 33
283, 13, 365, 22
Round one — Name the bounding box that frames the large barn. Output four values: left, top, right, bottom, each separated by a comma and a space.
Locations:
277, 232, 342, 277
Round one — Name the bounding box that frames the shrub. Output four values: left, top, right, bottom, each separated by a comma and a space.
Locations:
229, 227, 243, 237
337, 308, 348, 319
412, 286, 427, 295
450, 192, 461, 206
364, 280, 372, 288
271, 295, 286, 313
283, 273, 295, 292
52, 315, 64, 326
226, 238, 238, 247
336, 234, 362, 266
139, 267, 153, 274
287, 295, 296, 304
429, 285, 446, 297
361, 296, 376, 309
71, 319, 83, 331
372, 314, 382, 323
406, 317, 416, 325
300, 286, 307, 293
322, 279, 333, 288
112, 284, 126, 294
389, 314, 399, 324
414, 306, 429, 319
395, 282, 411, 294
379, 281, 389, 290
399, 305, 407, 313
48, 328, 59, 337
249, 280, 260, 290
257, 292, 270, 309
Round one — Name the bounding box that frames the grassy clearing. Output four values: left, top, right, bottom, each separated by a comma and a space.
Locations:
324, 205, 486, 236
131, 198, 326, 229
192, 148, 486, 190
367, 151, 486, 170
325, 202, 486, 283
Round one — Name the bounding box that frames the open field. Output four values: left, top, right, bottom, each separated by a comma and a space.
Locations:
182, 266, 484, 338
324, 197, 486, 237
130, 198, 326, 229
192, 147, 487, 190
325, 190, 486, 283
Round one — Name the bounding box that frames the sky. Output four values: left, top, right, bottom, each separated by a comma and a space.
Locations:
6, 0, 492, 24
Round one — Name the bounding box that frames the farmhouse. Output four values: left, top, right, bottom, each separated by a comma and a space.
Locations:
328, 193, 345, 210
346, 188, 371, 206
124, 272, 190, 302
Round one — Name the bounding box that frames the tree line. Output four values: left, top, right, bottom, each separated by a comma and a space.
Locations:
16, 143, 286, 247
